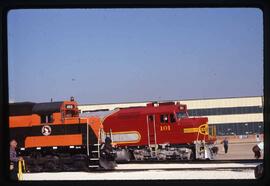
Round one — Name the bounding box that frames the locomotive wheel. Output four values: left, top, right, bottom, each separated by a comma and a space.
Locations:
61, 163, 76, 171
27, 158, 43, 173
115, 149, 132, 162
190, 151, 195, 160
73, 160, 89, 172
44, 161, 57, 171
22, 156, 33, 172
24, 154, 44, 172
30, 165, 43, 173
123, 150, 132, 162
129, 150, 136, 160
43, 155, 60, 172
72, 154, 89, 171
52, 156, 62, 172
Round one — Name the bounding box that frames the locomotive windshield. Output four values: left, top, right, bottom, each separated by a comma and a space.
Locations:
64, 109, 79, 117
176, 112, 188, 119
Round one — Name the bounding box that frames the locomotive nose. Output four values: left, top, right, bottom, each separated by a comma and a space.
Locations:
201, 117, 208, 124
193, 117, 209, 135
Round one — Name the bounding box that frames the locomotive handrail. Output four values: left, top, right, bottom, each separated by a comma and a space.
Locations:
110, 128, 113, 143
147, 116, 150, 147
153, 115, 157, 149
17, 160, 25, 180
196, 128, 200, 142
87, 118, 90, 156
208, 125, 217, 141
146, 115, 157, 157
195, 124, 209, 158
98, 128, 101, 158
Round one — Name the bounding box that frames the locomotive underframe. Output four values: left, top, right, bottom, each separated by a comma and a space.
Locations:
17, 143, 114, 172
114, 141, 216, 162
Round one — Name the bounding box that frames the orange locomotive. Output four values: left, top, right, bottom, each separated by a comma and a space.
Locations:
9, 97, 113, 172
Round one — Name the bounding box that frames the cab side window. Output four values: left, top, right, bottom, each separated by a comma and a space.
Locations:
160, 114, 168, 123
170, 113, 176, 123
148, 115, 154, 121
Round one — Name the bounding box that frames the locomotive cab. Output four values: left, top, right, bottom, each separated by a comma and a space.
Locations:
31, 97, 80, 125
175, 102, 189, 121
62, 102, 79, 118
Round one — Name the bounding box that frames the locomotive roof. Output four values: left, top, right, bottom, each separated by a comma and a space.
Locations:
32, 101, 64, 115
9, 102, 36, 116
116, 103, 185, 114
80, 110, 116, 119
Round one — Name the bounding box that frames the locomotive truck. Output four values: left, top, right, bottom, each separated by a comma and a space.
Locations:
9, 97, 115, 172
82, 101, 218, 162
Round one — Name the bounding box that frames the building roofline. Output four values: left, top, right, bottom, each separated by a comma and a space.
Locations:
78, 95, 263, 106
180, 95, 263, 102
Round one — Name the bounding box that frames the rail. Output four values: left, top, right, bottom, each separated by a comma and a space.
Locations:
91, 160, 262, 172
125, 159, 263, 164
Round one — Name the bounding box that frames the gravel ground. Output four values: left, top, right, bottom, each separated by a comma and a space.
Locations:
22, 169, 255, 180
215, 143, 263, 160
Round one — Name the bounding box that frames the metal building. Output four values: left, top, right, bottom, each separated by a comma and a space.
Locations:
78, 96, 263, 136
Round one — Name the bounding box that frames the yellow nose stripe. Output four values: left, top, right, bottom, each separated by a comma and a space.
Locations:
183, 128, 199, 133
183, 124, 208, 135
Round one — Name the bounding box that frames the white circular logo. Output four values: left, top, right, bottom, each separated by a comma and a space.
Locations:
42, 125, 52, 136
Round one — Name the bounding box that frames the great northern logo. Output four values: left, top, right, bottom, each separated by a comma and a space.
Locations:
42, 125, 52, 136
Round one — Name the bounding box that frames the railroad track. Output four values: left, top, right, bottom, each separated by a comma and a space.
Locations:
90, 159, 263, 172
92, 166, 258, 172
24, 159, 263, 173
118, 159, 263, 164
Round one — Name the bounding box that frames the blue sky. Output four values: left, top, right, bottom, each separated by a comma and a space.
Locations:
8, 8, 263, 104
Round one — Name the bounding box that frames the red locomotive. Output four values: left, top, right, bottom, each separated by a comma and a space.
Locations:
87, 101, 217, 161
